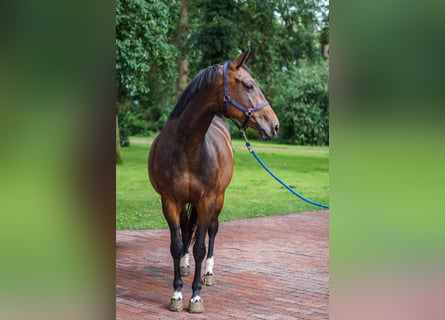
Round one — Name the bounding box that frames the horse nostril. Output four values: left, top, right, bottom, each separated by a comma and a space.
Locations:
274, 124, 279, 133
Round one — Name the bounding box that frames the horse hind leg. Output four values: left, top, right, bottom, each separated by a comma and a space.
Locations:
188, 197, 223, 313
203, 194, 223, 286
179, 206, 191, 276
202, 218, 218, 286
188, 224, 207, 313
163, 200, 185, 312
168, 226, 185, 312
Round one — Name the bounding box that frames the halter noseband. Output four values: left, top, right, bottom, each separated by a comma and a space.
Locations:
222, 61, 269, 130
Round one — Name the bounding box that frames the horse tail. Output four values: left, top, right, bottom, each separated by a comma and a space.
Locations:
186, 203, 198, 247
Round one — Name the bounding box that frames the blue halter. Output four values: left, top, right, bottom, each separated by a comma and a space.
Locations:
222, 61, 270, 129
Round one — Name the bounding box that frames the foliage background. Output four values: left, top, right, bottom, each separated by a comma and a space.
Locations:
116, 0, 329, 146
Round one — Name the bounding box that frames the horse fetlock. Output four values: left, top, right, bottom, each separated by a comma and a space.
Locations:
172, 291, 183, 300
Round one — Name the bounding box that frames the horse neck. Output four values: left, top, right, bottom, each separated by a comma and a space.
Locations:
173, 92, 220, 144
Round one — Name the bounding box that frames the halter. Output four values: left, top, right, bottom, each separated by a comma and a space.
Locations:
222, 61, 270, 130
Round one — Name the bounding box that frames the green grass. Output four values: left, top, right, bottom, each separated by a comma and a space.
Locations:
116, 137, 329, 230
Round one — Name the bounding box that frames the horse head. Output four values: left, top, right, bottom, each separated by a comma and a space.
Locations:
222, 50, 279, 140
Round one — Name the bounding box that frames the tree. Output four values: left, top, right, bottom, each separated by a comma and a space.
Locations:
116, 0, 329, 145
116, 115, 123, 163
271, 59, 329, 145
176, 0, 189, 99
187, 0, 240, 72
115, 0, 179, 161
187, 0, 328, 95
320, 14, 329, 58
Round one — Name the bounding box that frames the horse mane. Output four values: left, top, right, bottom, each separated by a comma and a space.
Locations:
169, 63, 222, 119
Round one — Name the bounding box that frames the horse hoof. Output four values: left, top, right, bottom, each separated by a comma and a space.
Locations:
188, 300, 205, 313
180, 265, 190, 276
202, 273, 215, 286
168, 299, 184, 312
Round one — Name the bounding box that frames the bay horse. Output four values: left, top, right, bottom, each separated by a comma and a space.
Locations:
148, 50, 279, 313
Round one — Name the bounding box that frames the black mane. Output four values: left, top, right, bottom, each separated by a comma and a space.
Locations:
169, 63, 222, 119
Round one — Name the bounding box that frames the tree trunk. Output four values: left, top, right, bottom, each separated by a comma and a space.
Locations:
176, 0, 189, 99
322, 43, 329, 58
116, 113, 123, 164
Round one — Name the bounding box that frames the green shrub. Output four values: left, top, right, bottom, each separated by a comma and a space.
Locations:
228, 123, 258, 140
271, 59, 329, 145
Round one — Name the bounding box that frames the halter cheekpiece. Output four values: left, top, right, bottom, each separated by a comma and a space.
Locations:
222, 61, 269, 129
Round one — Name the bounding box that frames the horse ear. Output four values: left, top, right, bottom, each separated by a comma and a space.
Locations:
232, 49, 252, 69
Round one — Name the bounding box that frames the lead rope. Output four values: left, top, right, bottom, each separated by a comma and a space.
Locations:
238, 128, 329, 210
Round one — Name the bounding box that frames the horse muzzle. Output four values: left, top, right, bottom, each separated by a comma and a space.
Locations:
258, 122, 279, 140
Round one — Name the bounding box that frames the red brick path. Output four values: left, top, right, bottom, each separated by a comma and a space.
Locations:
116, 211, 328, 319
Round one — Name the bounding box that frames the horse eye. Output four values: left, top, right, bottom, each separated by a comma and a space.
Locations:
243, 83, 254, 91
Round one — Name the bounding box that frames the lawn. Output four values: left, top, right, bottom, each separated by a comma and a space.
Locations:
116, 137, 329, 229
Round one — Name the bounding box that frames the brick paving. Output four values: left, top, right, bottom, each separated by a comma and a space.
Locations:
116, 210, 328, 319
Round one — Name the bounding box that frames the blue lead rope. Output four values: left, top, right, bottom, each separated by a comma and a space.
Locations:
240, 130, 329, 210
